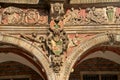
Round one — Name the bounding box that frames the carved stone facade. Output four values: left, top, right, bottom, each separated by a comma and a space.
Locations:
0, 1, 120, 80
63, 6, 120, 25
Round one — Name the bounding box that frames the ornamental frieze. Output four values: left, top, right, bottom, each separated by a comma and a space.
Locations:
1, 6, 48, 25
63, 6, 120, 25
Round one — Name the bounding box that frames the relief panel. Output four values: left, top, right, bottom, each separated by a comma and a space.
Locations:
0, 6, 48, 25
64, 6, 120, 25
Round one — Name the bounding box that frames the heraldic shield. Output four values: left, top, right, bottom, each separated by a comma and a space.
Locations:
51, 38, 63, 55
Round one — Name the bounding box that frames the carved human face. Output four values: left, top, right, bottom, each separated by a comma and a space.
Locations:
54, 3, 61, 12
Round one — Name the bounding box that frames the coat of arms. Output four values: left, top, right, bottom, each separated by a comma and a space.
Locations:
46, 18, 69, 73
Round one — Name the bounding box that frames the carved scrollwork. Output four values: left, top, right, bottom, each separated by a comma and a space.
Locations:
20, 33, 47, 52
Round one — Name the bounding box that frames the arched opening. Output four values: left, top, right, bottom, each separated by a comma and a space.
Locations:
61, 33, 120, 80
0, 61, 43, 80
0, 43, 47, 80
0, 34, 54, 80
69, 44, 120, 80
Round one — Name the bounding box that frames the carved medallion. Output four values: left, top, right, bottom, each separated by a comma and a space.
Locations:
25, 9, 39, 24
2, 7, 23, 24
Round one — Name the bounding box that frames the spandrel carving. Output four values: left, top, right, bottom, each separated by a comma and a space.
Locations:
20, 33, 47, 53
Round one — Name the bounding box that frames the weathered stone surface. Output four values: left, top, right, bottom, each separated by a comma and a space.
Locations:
0, 0, 39, 4
70, 0, 120, 4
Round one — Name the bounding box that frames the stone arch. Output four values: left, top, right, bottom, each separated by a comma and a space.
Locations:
0, 34, 55, 80
61, 33, 116, 80
80, 51, 120, 65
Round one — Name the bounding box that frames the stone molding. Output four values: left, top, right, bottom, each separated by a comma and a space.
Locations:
0, 34, 55, 80
0, 25, 120, 34
61, 33, 118, 80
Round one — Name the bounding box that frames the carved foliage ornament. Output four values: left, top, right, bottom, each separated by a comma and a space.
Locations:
1, 6, 48, 25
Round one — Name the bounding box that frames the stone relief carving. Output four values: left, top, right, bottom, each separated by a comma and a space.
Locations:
86, 7, 107, 24
115, 7, 120, 24
20, 33, 47, 52
20, 18, 69, 73
107, 32, 116, 45
106, 6, 115, 23
51, 3, 64, 20
63, 6, 120, 25
24, 9, 40, 24
2, 7, 23, 24
63, 7, 86, 25
46, 19, 69, 73
1, 6, 48, 25
47, 19, 68, 55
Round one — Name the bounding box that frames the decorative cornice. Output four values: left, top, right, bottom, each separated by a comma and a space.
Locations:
0, 25, 120, 34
